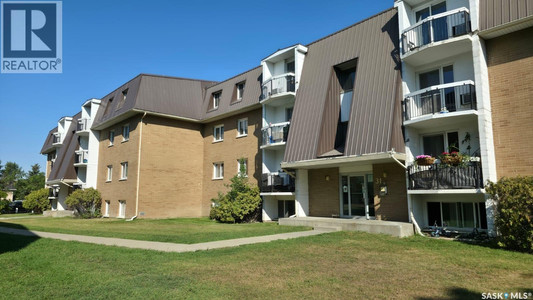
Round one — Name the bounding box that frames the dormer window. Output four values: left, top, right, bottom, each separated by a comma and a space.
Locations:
236, 82, 245, 100
213, 91, 221, 109
116, 89, 128, 110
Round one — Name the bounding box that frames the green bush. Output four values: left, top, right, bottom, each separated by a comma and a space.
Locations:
0, 190, 7, 200
0, 199, 10, 213
66, 188, 102, 218
486, 176, 533, 253
210, 173, 262, 223
23, 188, 50, 214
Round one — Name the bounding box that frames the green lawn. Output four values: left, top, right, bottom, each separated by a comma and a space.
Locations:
0, 213, 36, 218
0, 231, 531, 299
0, 217, 310, 244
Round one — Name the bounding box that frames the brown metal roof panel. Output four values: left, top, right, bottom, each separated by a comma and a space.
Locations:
284, 9, 402, 163
480, 0, 533, 31
47, 113, 80, 182
40, 126, 58, 154
202, 66, 262, 120
135, 75, 213, 120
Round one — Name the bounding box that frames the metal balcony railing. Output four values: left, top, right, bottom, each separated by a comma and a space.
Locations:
408, 161, 482, 190
48, 188, 58, 199
260, 172, 295, 193
77, 118, 89, 132
74, 150, 89, 164
261, 74, 295, 100
261, 122, 290, 146
403, 81, 476, 121
52, 133, 61, 144
402, 8, 471, 55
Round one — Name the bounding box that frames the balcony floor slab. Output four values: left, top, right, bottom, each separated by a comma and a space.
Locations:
408, 189, 484, 194
404, 109, 478, 129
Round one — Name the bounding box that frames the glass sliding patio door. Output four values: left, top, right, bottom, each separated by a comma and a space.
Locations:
341, 174, 375, 219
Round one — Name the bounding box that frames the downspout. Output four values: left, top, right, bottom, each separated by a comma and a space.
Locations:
388, 150, 424, 236
135, 112, 147, 218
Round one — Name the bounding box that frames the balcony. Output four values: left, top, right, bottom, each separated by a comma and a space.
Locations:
260, 172, 295, 193
260, 73, 295, 104
403, 81, 476, 127
76, 118, 90, 135
48, 188, 58, 199
74, 150, 89, 167
408, 161, 482, 190
52, 132, 62, 146
261, 122, 290, 149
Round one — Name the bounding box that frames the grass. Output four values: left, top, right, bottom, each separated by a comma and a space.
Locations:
0, 230, 531, 299
0, 217, 310, 244
0, 213, 35, 218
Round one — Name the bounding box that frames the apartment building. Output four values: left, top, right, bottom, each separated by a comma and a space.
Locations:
40, 2, 532, 232
395, 0, 533, 234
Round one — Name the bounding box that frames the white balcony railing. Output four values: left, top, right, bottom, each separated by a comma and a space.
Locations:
403, 80, 476, 121
402, 8, 471, 55
261, 122, 290, 146
261, 73, 295, 101
74, 150, 89, 165
77, 118, 89, 132
52, 132, 61, 145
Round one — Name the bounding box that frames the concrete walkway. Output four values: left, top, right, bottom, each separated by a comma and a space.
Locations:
0, 226, 334, 253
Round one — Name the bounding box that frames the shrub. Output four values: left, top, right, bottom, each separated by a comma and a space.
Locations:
0, 190, 7, 200
486, 176, 533, 253
0, 199, 10, 213
66, 188, 102, 218
210, 172, 262, 223
23, 188, 50, 214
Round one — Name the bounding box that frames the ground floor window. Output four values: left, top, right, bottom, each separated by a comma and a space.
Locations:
118, 200, 126, 218
278, 200, 295, 218
104, 200, 110, 217
427, 201, 487, 229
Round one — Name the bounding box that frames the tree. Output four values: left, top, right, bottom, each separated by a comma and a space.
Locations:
486, 176, 533, 253
210, 159, 262, 223
66, 188, 102, 218
15, 164, 45, 199
23, 188, 50, 214
0, 162, 24, 192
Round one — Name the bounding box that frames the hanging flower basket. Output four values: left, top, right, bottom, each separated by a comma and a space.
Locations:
416, 155, 435, 166
440, 152, 463, 166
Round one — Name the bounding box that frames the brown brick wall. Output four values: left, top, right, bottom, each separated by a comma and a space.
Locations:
308, 168, 340, 217
487, 27, 533, 178
373, 163, 408, 222
202, 108, 262, 216
97, 115, 141, 219
137, 115, 204, 218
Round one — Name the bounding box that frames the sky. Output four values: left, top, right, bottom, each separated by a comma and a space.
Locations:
0, 0, 393, 173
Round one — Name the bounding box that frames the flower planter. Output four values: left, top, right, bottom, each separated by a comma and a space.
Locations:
440, 155, 462, 166
416, 157, 435, 166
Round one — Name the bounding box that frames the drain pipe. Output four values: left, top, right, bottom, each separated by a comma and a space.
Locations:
134, 112, 147, 219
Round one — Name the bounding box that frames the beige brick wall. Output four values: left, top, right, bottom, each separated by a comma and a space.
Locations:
309, 168, 340, 217
487, 27, 533, 178
202, 108, 262, 216
97, 115, 141, 219
137, 115, 204, 218
373, 163, 408, 222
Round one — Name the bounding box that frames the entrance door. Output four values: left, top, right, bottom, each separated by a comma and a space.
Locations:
341, 175, 374, 218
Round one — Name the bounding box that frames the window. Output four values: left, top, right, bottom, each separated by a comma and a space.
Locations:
213, 125, 224, 142
103, 97, 113, 116
237, 118, 248, 137
236, 82, 245, 100
286, 107, 293, 122
422, 131, 459, 156
120, 162, 128, 180
116, 89, 128, 110
213, 162, 224, 179
334, 59, 357, 150
237, 158, 248, 176
122, 124, 130, 141
106, 165, 113, 182
213, 91, 221, 109
109, 130, 115, 146
286, 60, 295, 73
427, 201, 488, 229
118, 200, 126, 218
104, 200, 110, 217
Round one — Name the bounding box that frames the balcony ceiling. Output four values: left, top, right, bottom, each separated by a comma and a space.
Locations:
402, 35, 472, 67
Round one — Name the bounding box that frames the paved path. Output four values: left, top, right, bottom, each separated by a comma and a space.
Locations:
0, 226, 334, 253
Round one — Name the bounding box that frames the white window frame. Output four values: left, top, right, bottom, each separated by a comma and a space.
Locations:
213, 125, 224, 142
106, 165, 113, 182
120, 162, 128, 180
237, 118, 248, 137
122, 124, 130, 142
213, 92, 221, 109
104, 200, 110, 217
213, 162, 224, 180
237, 158, 248, 177
109, 130, 115, 146
236, 82, 245, 100
118, 200, 126, 218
